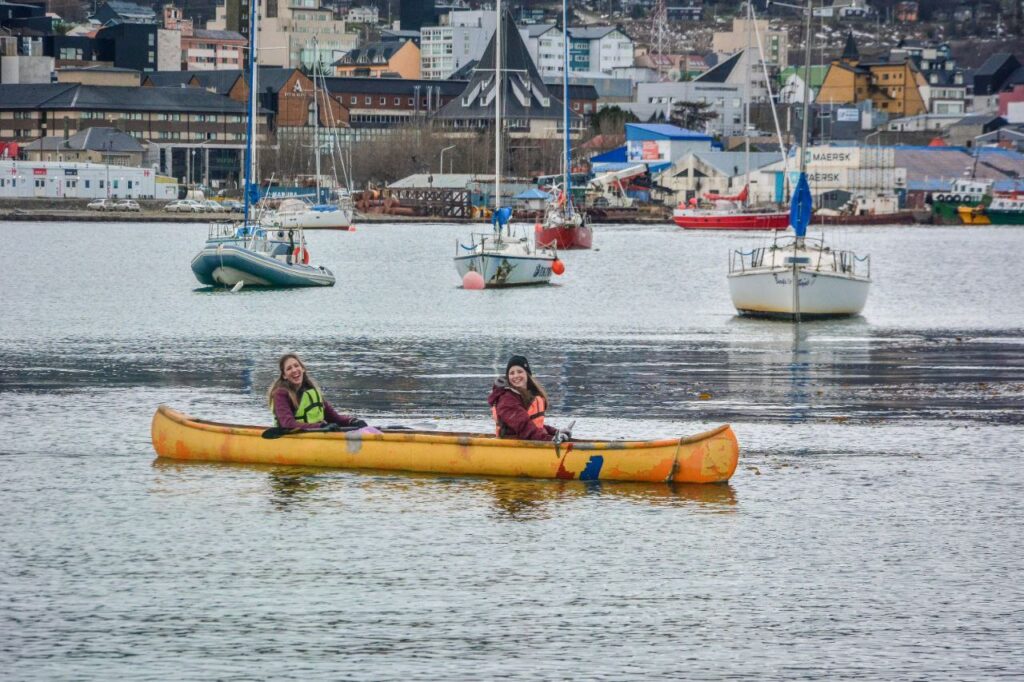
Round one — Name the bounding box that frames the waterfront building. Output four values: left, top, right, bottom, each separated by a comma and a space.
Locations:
163, 4, 245, 71
334, 40, 420, 79
0, 82, 249, 185
207, 0, 357, 69
91, 0, 158, 25
420, 10, 494, 80
23, 127, 145, 166
0, 159, 178, 199
632, 80, 745, 138
692, 50, 773, 105
432, 13, 580, 142
346, 6, 379, 24
517, 24, 633, 79
973, 53, 1024, 113
817, 34, 928, 118
712, 17, 787, 71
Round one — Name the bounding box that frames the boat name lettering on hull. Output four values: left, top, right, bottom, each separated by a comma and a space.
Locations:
533, 264, 552, 278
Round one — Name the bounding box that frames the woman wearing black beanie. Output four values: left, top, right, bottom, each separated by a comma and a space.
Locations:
486, 355, 568, 441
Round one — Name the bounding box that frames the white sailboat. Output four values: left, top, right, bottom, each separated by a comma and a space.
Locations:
190, 6, 334, 289
267, 41, 353, 231
453, 1, 558, 288
726, 0, 869, 319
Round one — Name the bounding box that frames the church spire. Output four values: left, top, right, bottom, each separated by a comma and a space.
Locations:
841, 32, 860, 63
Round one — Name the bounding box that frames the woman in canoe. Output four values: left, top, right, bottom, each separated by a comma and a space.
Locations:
487, 355, 569, 441
267, 353, 368, 431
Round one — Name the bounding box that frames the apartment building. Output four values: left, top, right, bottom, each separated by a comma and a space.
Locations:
420, 10, 494, 80
335, 40, 420, 79
817, 34, 928, 117
519, 25, 633, 79
208, 0, 358, 69
712, 17, 787, 71
164, 4, 245, 70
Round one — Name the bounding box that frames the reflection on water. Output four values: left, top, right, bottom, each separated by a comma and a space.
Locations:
153, 459, 738, 519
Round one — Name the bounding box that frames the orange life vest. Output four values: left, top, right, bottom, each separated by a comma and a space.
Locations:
492, 394, 546, 437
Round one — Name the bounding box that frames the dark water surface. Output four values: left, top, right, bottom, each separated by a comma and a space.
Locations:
2, 221, 1023, 679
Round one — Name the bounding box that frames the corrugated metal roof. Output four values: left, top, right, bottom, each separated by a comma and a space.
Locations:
626, 123, 713, 140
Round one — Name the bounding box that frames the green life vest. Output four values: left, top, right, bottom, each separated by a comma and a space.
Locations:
294, 387, 325, 424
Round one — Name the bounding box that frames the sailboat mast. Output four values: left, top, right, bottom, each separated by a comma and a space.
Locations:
313, 36, 322, 203
799, 0, 812, 174
494, 0, 502, 215
242, 0, 259, 224
743, 0, 751, 203
563, 0, 571, 215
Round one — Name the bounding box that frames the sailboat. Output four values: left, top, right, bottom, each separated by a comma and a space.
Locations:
535, 0, 593, 250
672, 0, 788, 231
190, 4, 335, 289
267, 40, 354, 231
726, 0, 869, 319
453, 2, 558, 288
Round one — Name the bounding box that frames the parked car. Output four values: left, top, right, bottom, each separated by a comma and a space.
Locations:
164, 199, 204, 213
112, 199, 141, 212
221, 200, 244, 212
87, 198, 114, 211
203, 200, 228, 212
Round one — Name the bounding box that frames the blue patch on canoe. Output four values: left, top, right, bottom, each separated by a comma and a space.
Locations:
579, 456, 604, 481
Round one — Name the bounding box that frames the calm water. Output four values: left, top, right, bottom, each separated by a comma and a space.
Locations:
2, 221, 1023, 680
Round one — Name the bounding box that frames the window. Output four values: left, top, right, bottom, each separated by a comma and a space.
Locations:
379, 97, 385, 105
394, 97, 400, 105
84, 180, 90, 188
350, 96, 357, 104
128, 180, 133, 189
99, 180, 105, 188
148, 33, 155, 46
364, 96, 371, 104
35, 179, 44, 188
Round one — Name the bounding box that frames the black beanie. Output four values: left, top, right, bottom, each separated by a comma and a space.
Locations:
505, 355, 531, 376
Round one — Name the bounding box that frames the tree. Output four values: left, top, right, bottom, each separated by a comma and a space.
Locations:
588, 105, 638, 136
670, 101, 718, 132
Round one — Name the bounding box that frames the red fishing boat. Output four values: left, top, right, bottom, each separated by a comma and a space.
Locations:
672, 185, 790, 231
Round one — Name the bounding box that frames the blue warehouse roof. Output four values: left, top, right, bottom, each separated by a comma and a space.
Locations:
626, 123, 714, 141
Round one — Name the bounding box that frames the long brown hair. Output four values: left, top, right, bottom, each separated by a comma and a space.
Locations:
266, 353, 321, 408
508, 370, 549, 407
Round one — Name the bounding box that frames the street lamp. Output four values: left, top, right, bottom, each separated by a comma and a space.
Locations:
439, 144, 456, 175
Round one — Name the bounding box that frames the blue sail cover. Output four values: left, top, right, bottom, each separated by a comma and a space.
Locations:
790, 172, 813, 238
492, 206, 513, 229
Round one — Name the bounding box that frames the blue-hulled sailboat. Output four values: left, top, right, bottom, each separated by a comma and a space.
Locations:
190, 3, 334, 289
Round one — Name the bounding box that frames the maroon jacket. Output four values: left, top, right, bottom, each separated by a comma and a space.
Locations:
487, 378, 558, 441
272, 389, 360, 430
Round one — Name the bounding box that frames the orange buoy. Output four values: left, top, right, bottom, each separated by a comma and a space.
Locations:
552, 259, 565, 275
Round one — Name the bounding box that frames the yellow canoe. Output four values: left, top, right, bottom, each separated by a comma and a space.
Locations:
151, 405, 739, 484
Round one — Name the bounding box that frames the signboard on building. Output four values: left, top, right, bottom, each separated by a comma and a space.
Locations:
836, 108, 859, 122
33, 168, 47, 175
641, 141, 660, 160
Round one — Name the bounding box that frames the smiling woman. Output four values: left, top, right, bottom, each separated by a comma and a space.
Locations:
266, 353, 368, 431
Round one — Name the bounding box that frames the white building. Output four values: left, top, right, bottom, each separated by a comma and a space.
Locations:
0, 160, 178, 199
207, 0, 357, 69
420, 10, 495, 80
346, 6, 379, 24
519, 25, 633, 79
712, 18, 788, 71
634, 80, 746, 137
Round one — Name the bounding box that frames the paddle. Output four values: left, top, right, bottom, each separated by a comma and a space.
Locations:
261, 423, 435, 439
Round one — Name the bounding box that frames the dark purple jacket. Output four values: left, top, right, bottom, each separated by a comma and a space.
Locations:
487, 378, 558, 441
273, 389, 359, 430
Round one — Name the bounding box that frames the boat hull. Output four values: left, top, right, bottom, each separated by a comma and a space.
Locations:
728, 268, 870, 319
269, 206, 354, 230
812, 211, 917, 225
454, 252, 554, 287
151, 405, 739, 484
535, 224, 594, 249
673, 210, 790, 230
958, 205, 1024, 225
191, 243, 336, 288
